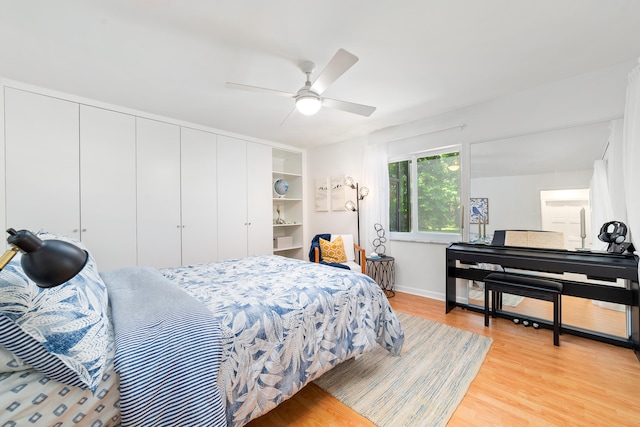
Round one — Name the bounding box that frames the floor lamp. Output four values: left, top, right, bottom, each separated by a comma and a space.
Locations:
344, 176, 369, 246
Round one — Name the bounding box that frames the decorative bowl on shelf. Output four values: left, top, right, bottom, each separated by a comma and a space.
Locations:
273, 178, 289, 197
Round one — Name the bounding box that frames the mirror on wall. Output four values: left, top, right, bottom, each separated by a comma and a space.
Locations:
468, 120, 611, 245
466, 120, 628, 339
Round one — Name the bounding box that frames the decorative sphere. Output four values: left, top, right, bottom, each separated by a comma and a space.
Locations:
273, 179, 289, 197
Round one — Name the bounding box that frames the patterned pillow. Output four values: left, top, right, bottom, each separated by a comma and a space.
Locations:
319, 236, 347, 263
0, 246, 113, 392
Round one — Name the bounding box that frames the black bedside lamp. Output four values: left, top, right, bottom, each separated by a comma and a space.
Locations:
0, 228, 88, 288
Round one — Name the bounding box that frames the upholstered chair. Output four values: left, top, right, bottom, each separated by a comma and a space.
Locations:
311, 234, 365, 274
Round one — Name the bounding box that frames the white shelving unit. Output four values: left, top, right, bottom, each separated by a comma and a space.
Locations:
272, 148, 304, 259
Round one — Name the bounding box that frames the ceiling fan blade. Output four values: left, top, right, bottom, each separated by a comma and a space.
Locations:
322, 97, 376, 117
279, 108, 297, 127
225, 82, 295, 98
310, 49, 358, 95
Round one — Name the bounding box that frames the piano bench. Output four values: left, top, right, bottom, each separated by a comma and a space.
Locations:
483, 272, 563, 346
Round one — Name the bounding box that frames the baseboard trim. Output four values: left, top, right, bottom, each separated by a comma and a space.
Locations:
394, 284, 444, 301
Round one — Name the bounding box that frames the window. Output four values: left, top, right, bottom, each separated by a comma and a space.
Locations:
389, 161, 411, 232
389, 149, 461, 240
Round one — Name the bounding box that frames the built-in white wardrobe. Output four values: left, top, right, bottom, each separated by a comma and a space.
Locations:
2, 85, 298, 271
80, 105, 137, 270
4, 88, 138, 271
136, 120, 221, 268
216, 135, 273, 260
180, 127, 219, 265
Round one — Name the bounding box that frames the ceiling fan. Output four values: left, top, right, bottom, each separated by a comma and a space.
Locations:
225, 48, 376, 120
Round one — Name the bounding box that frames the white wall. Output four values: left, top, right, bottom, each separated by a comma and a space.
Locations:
306, 136, 368, 251
307, 59, 635, 300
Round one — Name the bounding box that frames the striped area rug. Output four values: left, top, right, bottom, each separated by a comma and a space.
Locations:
314, 312, 492, 427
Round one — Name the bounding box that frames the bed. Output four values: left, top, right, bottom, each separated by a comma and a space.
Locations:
0, 252, 404, 427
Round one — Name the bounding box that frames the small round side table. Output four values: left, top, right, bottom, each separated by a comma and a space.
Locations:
366, 256, 395, 298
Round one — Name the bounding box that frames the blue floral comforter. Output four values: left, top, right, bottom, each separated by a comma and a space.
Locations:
161, 254, 404, 427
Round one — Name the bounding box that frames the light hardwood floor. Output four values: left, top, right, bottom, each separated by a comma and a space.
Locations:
247, 292, 640, 426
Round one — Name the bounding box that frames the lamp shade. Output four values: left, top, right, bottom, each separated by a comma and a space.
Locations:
447, 157, 460, 171
295, 95, 322, 115
6, 228, 88, 288
345, 200, 357, 211
344, 176, 355, 189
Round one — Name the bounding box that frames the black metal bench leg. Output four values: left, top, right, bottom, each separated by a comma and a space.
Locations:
558, 294, 562, 336
492, 290, 498, 318
553, 294, 560, 346
484, 286, 490, 327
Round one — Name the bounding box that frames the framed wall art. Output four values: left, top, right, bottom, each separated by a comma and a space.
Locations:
470, 198, 489, 224
315, 177, 329, 212
330, 175, 346, 211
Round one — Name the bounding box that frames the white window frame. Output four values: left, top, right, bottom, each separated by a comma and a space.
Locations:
389, 144, 464, 243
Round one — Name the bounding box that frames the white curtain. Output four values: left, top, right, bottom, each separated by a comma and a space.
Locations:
622, 59, 640, 252
590, 160, 614, 251
361, 141, 390, 255
606, 120, 627, 223
591, 119, 626, 250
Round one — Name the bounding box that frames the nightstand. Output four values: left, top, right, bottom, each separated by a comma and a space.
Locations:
366, 256, 395, 297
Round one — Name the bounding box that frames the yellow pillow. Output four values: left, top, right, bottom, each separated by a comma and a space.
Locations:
319, 236, 347, 263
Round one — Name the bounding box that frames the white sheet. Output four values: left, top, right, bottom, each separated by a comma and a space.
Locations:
0, 364, 120, 426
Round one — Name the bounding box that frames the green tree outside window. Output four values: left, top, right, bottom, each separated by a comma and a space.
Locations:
389, 152, 460, 234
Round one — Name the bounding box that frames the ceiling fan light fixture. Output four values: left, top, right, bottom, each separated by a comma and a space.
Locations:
295, 94, 322, 115
226, 49, 376, 121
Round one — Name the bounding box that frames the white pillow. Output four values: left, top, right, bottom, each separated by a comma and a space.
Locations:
332, 234, 355, 262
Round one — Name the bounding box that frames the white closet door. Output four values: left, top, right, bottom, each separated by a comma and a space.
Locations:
217, 135, 248, 260
136, 118, 182, 268
181, 128, 218, 265
246, 142, 273, 256
4, 87, 80, 236
80, 105, 137, 271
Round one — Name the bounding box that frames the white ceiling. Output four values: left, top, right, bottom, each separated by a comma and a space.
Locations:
1, 0, 640, 148
470, 120, 612, 178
